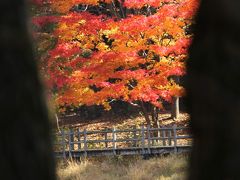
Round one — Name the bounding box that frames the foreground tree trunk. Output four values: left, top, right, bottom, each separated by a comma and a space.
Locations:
187, 0, 240, 179
0, 1, 55, 179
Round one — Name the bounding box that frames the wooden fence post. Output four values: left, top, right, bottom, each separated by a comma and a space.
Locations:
112, 127, 116, 155
62, 129, 66, 159
151, 126, 155, 146
133, 125, 137, 147
68, 129, 74, 158
173, 125, 177, 153
84, 129, 87, 158
77, 128, 81, 150
147, 125, 151, 154
168, 130, 172, 146
105, 131, 108, 148
157, 121, 160, 143
70, 128, 74, 150
141, 125, 145, 154
162, 129, 166, 146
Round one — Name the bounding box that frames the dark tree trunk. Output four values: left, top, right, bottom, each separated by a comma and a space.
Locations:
151, 106, 159, 127
171, 96, 180, 120
140, 101, 151, 126
140, 102, 160, 127
151, 106, 160, 142
187, 0, 240, 179
0, 1, 55, 180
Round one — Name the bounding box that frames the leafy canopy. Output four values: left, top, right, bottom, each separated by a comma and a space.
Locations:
32, 0, 199, 111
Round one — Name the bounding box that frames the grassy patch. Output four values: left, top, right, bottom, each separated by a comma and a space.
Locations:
57, 155, 189, 180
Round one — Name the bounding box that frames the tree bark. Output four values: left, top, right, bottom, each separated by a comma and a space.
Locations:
140, 101, 151, 126
187, 0, 240, 179
151, 106, 159, 142
171, 96, 180, 120
0, 0, 55, 179
171, 76, 180, 120
151, 106, 159, 128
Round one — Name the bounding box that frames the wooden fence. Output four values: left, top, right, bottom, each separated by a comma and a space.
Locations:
53, 125, 192, 158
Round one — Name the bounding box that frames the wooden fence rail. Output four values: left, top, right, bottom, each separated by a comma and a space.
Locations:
53, 125, 192, 158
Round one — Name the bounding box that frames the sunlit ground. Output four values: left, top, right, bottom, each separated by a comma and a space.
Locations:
57, 154, 189, 180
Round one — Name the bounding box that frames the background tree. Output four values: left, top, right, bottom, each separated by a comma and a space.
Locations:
187, 0, 240, 179
0, 0, 55, 179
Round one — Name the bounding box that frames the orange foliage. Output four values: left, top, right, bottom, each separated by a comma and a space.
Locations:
33, 0, 199, 111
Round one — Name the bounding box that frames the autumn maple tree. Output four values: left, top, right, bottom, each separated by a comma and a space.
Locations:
32, 0, 198, 126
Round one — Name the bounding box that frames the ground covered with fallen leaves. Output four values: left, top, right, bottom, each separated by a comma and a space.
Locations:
53, 112, 191, 149
58, 112, 190, 131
